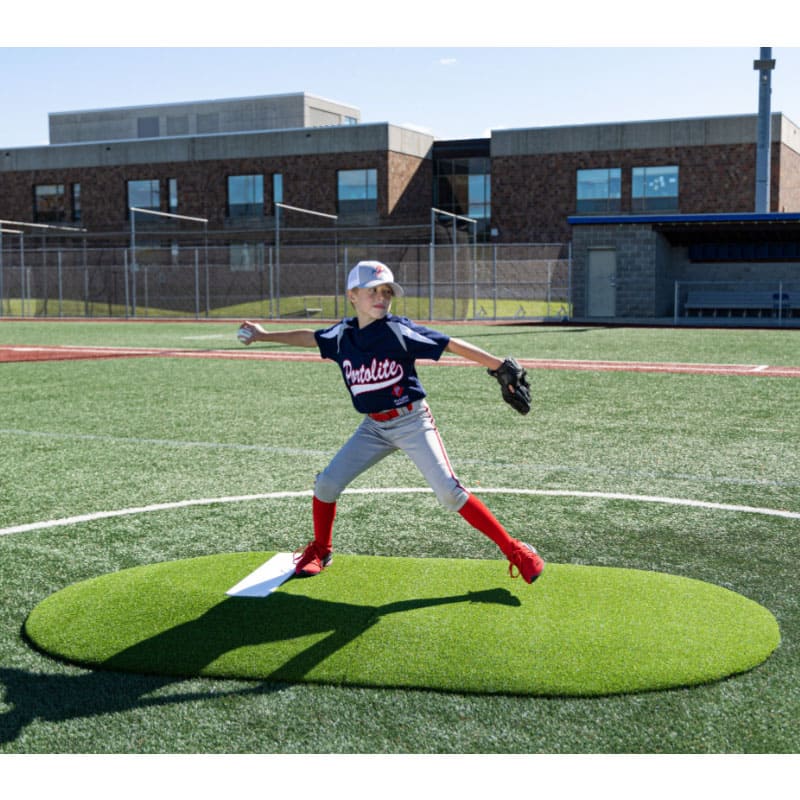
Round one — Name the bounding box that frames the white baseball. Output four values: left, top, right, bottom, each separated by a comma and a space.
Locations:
237, 326, 252, 344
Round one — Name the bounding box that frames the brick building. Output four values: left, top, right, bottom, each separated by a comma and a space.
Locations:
2, 92, 800, 321
492, 114, 800, 242
0, 94, 433, 243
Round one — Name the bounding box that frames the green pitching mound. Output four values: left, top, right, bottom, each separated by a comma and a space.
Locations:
24, 552, 780, 696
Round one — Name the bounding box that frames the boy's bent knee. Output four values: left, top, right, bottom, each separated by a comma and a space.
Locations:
314, 471, 343, 504
436, 484, 470, 512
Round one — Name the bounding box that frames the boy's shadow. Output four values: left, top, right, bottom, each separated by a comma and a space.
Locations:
3, 586, 520, 745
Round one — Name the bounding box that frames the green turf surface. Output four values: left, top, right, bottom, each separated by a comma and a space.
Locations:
1, 321, 799, 754
25, 552, 779, 696
1, 318, 799, 365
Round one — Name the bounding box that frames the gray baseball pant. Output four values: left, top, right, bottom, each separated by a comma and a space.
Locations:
313, 400, 470, 512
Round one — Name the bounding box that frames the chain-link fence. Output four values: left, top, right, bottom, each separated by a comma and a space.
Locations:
0, 241, 571, 321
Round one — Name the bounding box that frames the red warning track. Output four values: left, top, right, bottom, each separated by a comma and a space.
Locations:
2, 344, 800, 377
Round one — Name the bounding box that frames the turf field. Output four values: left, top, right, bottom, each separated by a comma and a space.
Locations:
1, 320, 799, 766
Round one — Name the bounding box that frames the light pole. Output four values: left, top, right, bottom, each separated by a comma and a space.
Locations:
430, 207, 477, 320
129, 207, 208, 317
0, 227, 23, 317
0, 219, 87, 318
274, 203, 338, 319
753, 47, 776, 213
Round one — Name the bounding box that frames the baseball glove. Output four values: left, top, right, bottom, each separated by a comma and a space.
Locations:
488, 357, 531, 415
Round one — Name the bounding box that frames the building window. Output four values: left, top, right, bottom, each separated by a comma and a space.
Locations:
166, 115, 189, 136
197, 112, 220, 134
33, 184, 67, 223
576, 168, 621, 213
337, 168, 377, 215
137, 116, 160, 138
168, 178, 178, 214
71, 183, 81, 223
273, 173, 283, 214
127, 179, 160, 214
344, 116, 358, 125
229, 242, 264, 272
227, 174, 264, 218
433, 156, 491, 239
468, 173, 491, 220
632, 165, 679, 212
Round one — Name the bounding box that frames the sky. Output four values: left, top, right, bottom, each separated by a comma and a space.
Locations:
2, 6, 799, 148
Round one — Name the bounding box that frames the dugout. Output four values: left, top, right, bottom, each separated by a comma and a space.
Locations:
568, 212, 800, 325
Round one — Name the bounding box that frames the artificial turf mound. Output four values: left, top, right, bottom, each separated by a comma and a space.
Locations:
24, 552, 780, 697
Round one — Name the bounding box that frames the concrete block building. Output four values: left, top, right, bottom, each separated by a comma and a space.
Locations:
47, 92, 361, 144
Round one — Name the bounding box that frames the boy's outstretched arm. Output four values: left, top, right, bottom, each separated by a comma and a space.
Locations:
445, 337, 504, 371
237, 320, 318, 348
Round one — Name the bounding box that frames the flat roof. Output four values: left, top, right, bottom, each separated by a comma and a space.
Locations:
48, 91, 359, 118
568, 212, 800, 225
568, 212, 800, 245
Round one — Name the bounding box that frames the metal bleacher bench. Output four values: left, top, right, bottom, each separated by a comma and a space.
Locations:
684, 290, 791, 317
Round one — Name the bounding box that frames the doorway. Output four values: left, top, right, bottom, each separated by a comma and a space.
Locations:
587, 248, 617, 317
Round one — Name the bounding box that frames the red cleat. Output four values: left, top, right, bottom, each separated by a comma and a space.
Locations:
507, 541, 544, 584
293, 541, 333, 577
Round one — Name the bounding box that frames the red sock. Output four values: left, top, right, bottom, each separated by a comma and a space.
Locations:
312, 496, 336, 553
458, 493, 515, 556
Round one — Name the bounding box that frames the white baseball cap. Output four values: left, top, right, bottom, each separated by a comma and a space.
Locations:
346, 260, 404, 297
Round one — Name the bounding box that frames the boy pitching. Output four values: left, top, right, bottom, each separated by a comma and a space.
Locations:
237, 260, 544, 584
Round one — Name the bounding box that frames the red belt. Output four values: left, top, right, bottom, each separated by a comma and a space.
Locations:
369, 403, 414, 422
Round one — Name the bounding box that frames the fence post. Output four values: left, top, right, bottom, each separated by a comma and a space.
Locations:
472, 245, 478, 319
473, 233, 478, 319
428, 243, 435, 321
143, 265, 149, 318
275, 209, 281, 320
20, 237, 26, 318
492, 243, 498, 320
123, 249, 130, 318
205, 247, 210, 318
339, 245, 348, 319
131, 257, 138, 318
58, 250, 63, 318
334, 237, 339, 320
567, 241, 573, 320
268, 246, 274, 319
194, 249, 200, 319
83, 240, 89, 317
40, 239, 48, 317
673, 281, 679, 325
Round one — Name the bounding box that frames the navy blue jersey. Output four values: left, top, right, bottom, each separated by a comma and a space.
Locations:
315, 314, 450, 413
